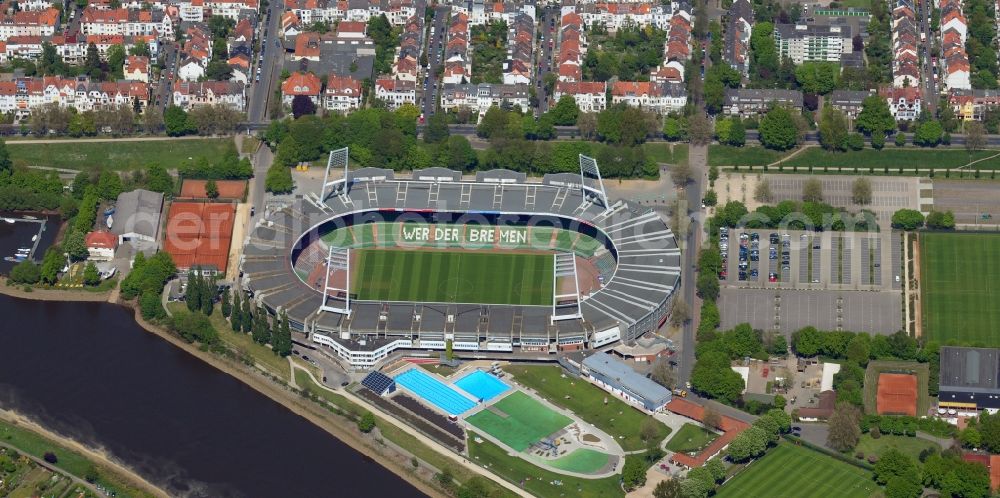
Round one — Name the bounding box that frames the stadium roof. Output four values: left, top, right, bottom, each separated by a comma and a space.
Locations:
582, 353, 671, 405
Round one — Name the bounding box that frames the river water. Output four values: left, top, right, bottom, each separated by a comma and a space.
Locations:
0, 295, 422, 498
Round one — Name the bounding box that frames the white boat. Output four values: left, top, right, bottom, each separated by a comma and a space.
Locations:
105, 215, 113, 229
23, 215, 37, 220
2, 218, 13, 224
31, 234, 37, 242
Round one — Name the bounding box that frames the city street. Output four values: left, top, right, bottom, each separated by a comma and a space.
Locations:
422, 5, 450, 118
247, 0, 287, 123
535, 6, 558, 114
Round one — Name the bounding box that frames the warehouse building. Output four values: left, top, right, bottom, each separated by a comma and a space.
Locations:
582, 353, 672, 412
939, 346, 1000, 411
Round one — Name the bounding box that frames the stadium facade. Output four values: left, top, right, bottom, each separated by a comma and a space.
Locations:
240, 154, 681, 368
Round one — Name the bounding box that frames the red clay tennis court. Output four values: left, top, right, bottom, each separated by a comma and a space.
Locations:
164, 201, 236, 274
876, 373, 918, 416
179, 180, 247, 200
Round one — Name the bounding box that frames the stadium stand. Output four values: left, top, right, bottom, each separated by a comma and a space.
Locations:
240, 166, 681, 368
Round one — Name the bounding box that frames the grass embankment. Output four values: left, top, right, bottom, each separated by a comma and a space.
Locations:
715, 442, 876, 498
708, 145, 790, 167
0, 418, 157, 498
781, 148, 1000, 170
919, 232, 1000, 345
468, 432, 628, 498
167, 303, 291, 381
665, 423, 719, 454
292, 370, 517, 498
504, 365, 671, 451
8, 138, 235, 171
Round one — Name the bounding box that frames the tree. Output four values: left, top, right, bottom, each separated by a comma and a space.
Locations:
96, 170, 123, 201
925, 210, 956, 230
291, 95, 316, 118
424, 112, 449, 143
62, 230, 89, 261
265, 162, 293, 194
856, 95, 896, 136
702, 189, 718, 207
357, 411, 376, 433
39, 245, 64, 284
252, 307, 271, 345
200, 275, 215, 316
759, 106, 799, 150
670, 161, 694, 186
961, 427, 982, 448
164, 106, 194, 136
652, 479, 681, 498
819, 107, 849, 151
966, 121, 987, 152
727, 426, 769, 462
0, 139, 12, 175
851, 177, 872, 205
83, 262, 100, 286
140, 291, 166, 320
688, 112, 713, 146
622, 457, 647, 490
914, 120, 944, 147
230, 292, 243, 332
754, 178, 774, 203
640, 417, 661, 443
663, 116, 687, 141
795, 62, 839, 95
107, 44, 126, 80
272, 310, 293, 356
895, 132, 906, 147
802, 177, 823, 202
550, 95, 580, 126
680, 475, 713, 498
827, 402, 862, 452
205, 178, 219, 199
891, 209, 925, 230
874, 449, 918, 485
728, 117, 746, 146
220, 287, 232, 318
186, 270, 202, 313
703, 408, 722, 430
846, 333, 871, 366
9, 261, 40, 284
650, 358, 675, 388
691, 351, 744, 402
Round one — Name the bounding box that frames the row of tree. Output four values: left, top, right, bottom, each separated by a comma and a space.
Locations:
891, 208, 957, 231
220, 289, 293, 357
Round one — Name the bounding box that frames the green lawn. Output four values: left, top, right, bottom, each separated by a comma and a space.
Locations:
920, 232, 1000, 345
854, 434, 939, 461
7, 138, 235, 171
664, 423, 719, 454
643, 143, 688, 164
716, 443, 877, 498
709, 145, 790, 167
353, 249, 553, 305
465, 391, 572, 451
781, 147, 1000, 171
468, 432, 627, 498
504, 365, 671, 451
541, 449, 610, 474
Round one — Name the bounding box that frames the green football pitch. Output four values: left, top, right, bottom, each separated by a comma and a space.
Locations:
920, 232, 1000, 345
352, 249, 554, 305
465, 391, 572, 451
715, 443, 876, 498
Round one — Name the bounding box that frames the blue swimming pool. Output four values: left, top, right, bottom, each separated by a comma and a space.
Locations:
454, 370, 510, 402
394, 369, 476, 415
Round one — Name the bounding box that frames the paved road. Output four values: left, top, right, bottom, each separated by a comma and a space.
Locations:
155, 42, 178, 113
422, 6, 449, 118
679, 143, 706, 388
248, 0, 286, 123
536, 7, 558, 114
918, 0, 938, 115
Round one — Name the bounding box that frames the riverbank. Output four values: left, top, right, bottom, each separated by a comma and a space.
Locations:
0, 408, 168, 498
0, 278, 113, 302
126, 305, 448, 498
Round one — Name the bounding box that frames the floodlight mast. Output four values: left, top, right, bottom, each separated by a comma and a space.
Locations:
579, 154, 611, 212
320, 147, 350, 201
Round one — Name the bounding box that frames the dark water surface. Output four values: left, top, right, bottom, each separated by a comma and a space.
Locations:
0, 295, 422, 498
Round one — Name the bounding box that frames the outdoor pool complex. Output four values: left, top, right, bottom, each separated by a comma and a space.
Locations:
454, 370, 510, 402
394, 369, 476, 415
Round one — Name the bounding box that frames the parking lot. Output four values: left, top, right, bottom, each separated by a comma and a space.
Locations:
764, 175, 920, 227
718, 288, 903, 334
717, 229, 901, 291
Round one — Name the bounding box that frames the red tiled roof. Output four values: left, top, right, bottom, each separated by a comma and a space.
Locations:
85, 231, 117, 249
281, 71, 321, 96
666, 398, 750, 468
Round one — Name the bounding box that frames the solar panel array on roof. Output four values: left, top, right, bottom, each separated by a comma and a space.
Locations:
362, 371, 396, 396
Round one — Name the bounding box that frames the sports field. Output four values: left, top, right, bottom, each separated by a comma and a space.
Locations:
715, 443, 877, 498
353, 249, 553, 305
920, 232, 1000, 345
465, 391, 572, 451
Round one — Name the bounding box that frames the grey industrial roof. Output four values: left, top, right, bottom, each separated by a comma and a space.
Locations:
582, 353, 672, 403
111, 189, 163, 239
940, 346, 1000, 392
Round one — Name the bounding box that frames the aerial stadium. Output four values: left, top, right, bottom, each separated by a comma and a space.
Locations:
240, 149, 681, 368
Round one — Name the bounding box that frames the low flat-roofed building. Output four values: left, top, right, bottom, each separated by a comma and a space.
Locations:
940, 346, 1000, 411
582, 352, 672, 412
110, 188, 163, 246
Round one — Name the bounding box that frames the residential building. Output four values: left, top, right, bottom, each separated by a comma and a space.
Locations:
774, 22, 852, 64
442, 11, 470, 85
123, 55, 150, 83
948, 88, 1000, 120
828, 90, 873, 120
281, 70, 322, 105
503, 12, 533, 85
323, 74, 362, 113
172, 81, 246, 111
374, 78, 415, 109
581, 353, 672, 412
939, 0, 970, 90
439, 82, 530, 115
661, 2, 692, 82
80, 8, 174, 39
0, 8, 59, 38
723, 88, 803, 116
724, 0, 753, 76
881, 86, 921, 120
553, 81, 607, 113
557, 11, 585, 83
891, 0, 920, 88
611, 80, 687, 113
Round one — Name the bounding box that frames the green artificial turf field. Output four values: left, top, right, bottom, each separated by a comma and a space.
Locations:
353, 249, 553, 305
465, 391, 572, 451
715, 443, 877, 498
920, 232, 1000, 345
